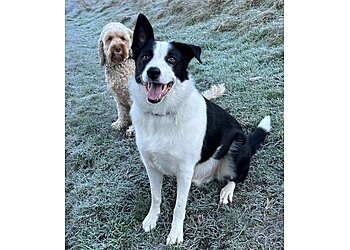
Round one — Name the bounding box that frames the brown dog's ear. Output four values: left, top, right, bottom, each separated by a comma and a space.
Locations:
98, 38, 106, 66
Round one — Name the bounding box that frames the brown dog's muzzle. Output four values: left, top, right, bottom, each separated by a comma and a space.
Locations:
108, 42, 128, 64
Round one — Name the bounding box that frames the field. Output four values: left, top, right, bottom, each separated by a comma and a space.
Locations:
65, 0, 284, 249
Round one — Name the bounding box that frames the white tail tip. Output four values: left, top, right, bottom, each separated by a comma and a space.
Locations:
202, 84, 226, 100
258, 115, 271, 132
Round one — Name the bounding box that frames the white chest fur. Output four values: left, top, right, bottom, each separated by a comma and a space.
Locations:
130, 80, 207, 176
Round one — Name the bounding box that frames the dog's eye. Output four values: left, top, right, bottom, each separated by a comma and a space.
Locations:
142, 54, 150, 60
120, 36, 126, 41
167, 56, 176, 65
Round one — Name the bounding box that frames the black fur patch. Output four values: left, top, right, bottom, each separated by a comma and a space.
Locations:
134, 40, 155, 83
131, 13, 154, 61
227, 141, 252, 183
247, 127, 269, 155
198, 98, 243, 164
199, 98, 258, 183
164, 42, 202, 82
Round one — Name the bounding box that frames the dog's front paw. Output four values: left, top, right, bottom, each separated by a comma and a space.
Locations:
219, 181, 236, 204
166, 228, 183, 245
125, 125, 135, 137
111, 119, 127, 130
142, 211, 159, 232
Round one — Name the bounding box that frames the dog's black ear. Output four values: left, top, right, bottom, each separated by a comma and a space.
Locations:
187, 44, 202, 64
172, 42, 202, 64
132, 13, 155, 60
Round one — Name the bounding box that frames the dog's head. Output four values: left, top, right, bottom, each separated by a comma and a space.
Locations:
131, 14, 202, 104
98, 22, 133, 66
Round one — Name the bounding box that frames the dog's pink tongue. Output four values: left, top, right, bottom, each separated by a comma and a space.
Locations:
148, 83, 163, 101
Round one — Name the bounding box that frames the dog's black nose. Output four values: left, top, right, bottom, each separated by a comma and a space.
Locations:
147, 67, 161, 80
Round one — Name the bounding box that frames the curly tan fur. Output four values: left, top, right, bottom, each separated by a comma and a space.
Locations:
98, 22, 135, 136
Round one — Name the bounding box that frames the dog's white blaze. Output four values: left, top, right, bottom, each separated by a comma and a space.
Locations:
141, 42, 175, 84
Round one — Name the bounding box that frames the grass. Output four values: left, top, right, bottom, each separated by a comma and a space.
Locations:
65, 0, 284, 249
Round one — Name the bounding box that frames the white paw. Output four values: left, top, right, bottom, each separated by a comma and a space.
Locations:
220, 181, 236, 204
125, 125, 135, 137
111, 119, 128, 130
166, 227, 183, 245
142, 211, 159, 232
111, 120, 122, 130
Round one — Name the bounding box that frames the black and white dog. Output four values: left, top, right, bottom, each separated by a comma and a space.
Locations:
129, 14, 271, 245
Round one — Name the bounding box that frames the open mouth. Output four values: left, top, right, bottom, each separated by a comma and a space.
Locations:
144, 81, 174, 104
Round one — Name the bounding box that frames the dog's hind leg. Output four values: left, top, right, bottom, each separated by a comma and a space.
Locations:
142, 165, 163, 232
218, 131, 247, 205
220, 181, 236, 204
